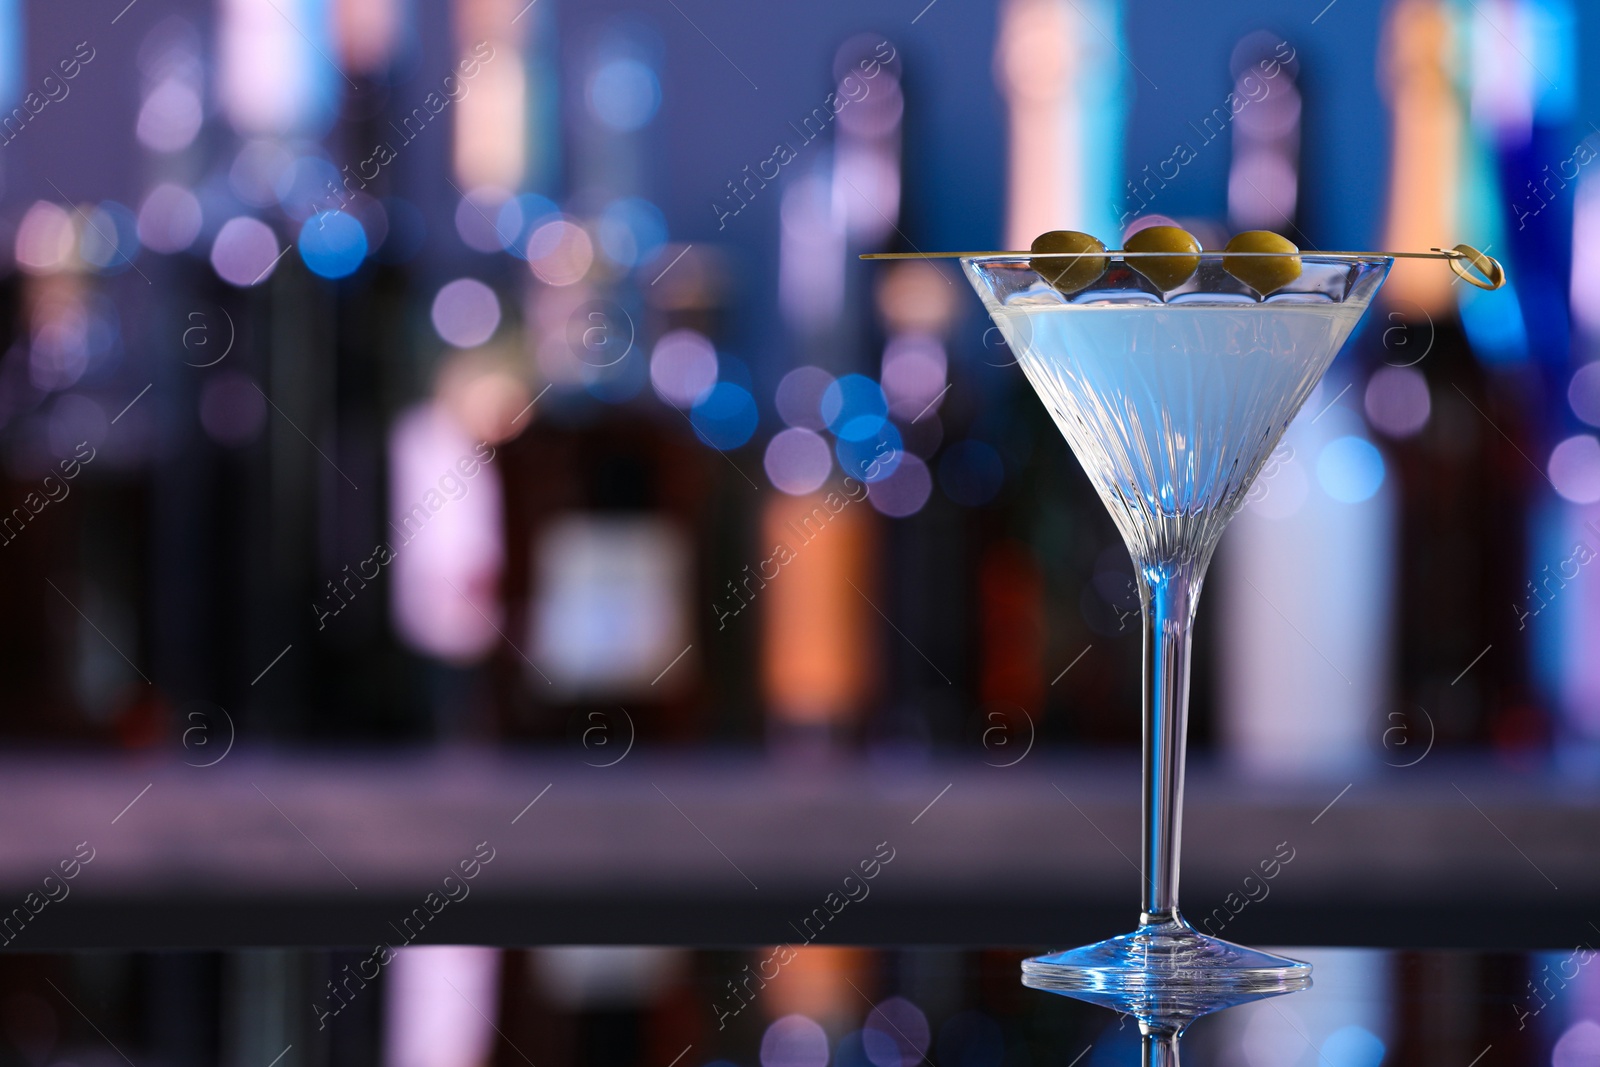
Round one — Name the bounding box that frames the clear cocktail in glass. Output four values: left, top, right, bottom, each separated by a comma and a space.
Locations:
966, 249, 1390, 992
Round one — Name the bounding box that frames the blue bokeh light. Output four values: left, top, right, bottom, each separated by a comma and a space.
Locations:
691, 382, 758, 450
821, 374, 889, 441
836, 421, 903, 484
588, 57, 661, 131
298, 212, 368, 279
1319, 1025, 1386, 1067
599, 197, 668, 268
1317, 435, 1385, 503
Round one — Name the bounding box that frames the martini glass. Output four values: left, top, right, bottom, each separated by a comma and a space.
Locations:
964, 249, 1390, 991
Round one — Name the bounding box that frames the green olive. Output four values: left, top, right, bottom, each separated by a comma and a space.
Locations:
1029, 230, 1108, 295
1123, 225, 1202, 291
1223, 231, 1303, 295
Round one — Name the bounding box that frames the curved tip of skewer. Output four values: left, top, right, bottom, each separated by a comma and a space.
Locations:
1434, 244, 1506, 290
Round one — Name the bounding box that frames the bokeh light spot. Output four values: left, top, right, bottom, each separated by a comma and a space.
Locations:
527, 218, 595, 286
1553, 1020, 1600, 1067
866, 452, 931, 518
298, 211, 368, 279
431, 278, 501, 348
760, 1014, 829, 1067
765, 428, 833, 495
822, 373, 889, 441
691, 383, 758, 451
1363, 366, 1431, 439
776, 366, 836, 431
881, 334, 947, 419
16, 201, 76, 274
1549, 435, 1600, 504
864, 997, 931, 1067
587, 58, 661, 132
1316, 436, 1385, 504
1568, 362, 1600, 428
137, 183, 203, 254
837, 422, 903, 484
210, 217, 282, 287
1318, 1025, 1385, 1067
137, 77, 203, 153
649, 329, 718, 408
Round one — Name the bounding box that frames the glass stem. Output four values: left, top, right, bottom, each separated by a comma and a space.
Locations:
1137, 556, 1206, 925
1142, 1030, 1182, 1067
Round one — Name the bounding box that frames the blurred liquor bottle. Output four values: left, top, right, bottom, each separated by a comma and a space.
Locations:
1373, 0, 1540, 752
758, 35, 913, 754
125, 0, 438, 745
493, 352, 725, 745
273, 0, 484, 741
486, 19, 740, 745
1460, 0, 1583, 754
0, 249, 108, 738
1214, 30, 1398, 773
1395, 0, 1555, 751
986, 0, 1138, 749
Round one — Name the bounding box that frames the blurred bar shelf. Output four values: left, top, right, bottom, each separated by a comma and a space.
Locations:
2, 750, 1595, 951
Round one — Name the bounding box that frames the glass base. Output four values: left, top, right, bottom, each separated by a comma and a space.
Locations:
1022, 915, 1311, 1000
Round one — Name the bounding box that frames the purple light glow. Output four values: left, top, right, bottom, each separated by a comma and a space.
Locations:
760, 1014, 829, 1067
764, 428, 833, 495
16, 202, 75, 274
864, 996, 931, 1067
649, 329, 717, 409
775, 366, 836, 431
1549, 435, 1600, 504
880, 334, 947, 420
137, 183, 203, 253
1363, 366, 1431, 439
866, 453, 931, 518
431, 279, 501, 348
1568, 362, 1600, 427
210, 217, 283, 287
